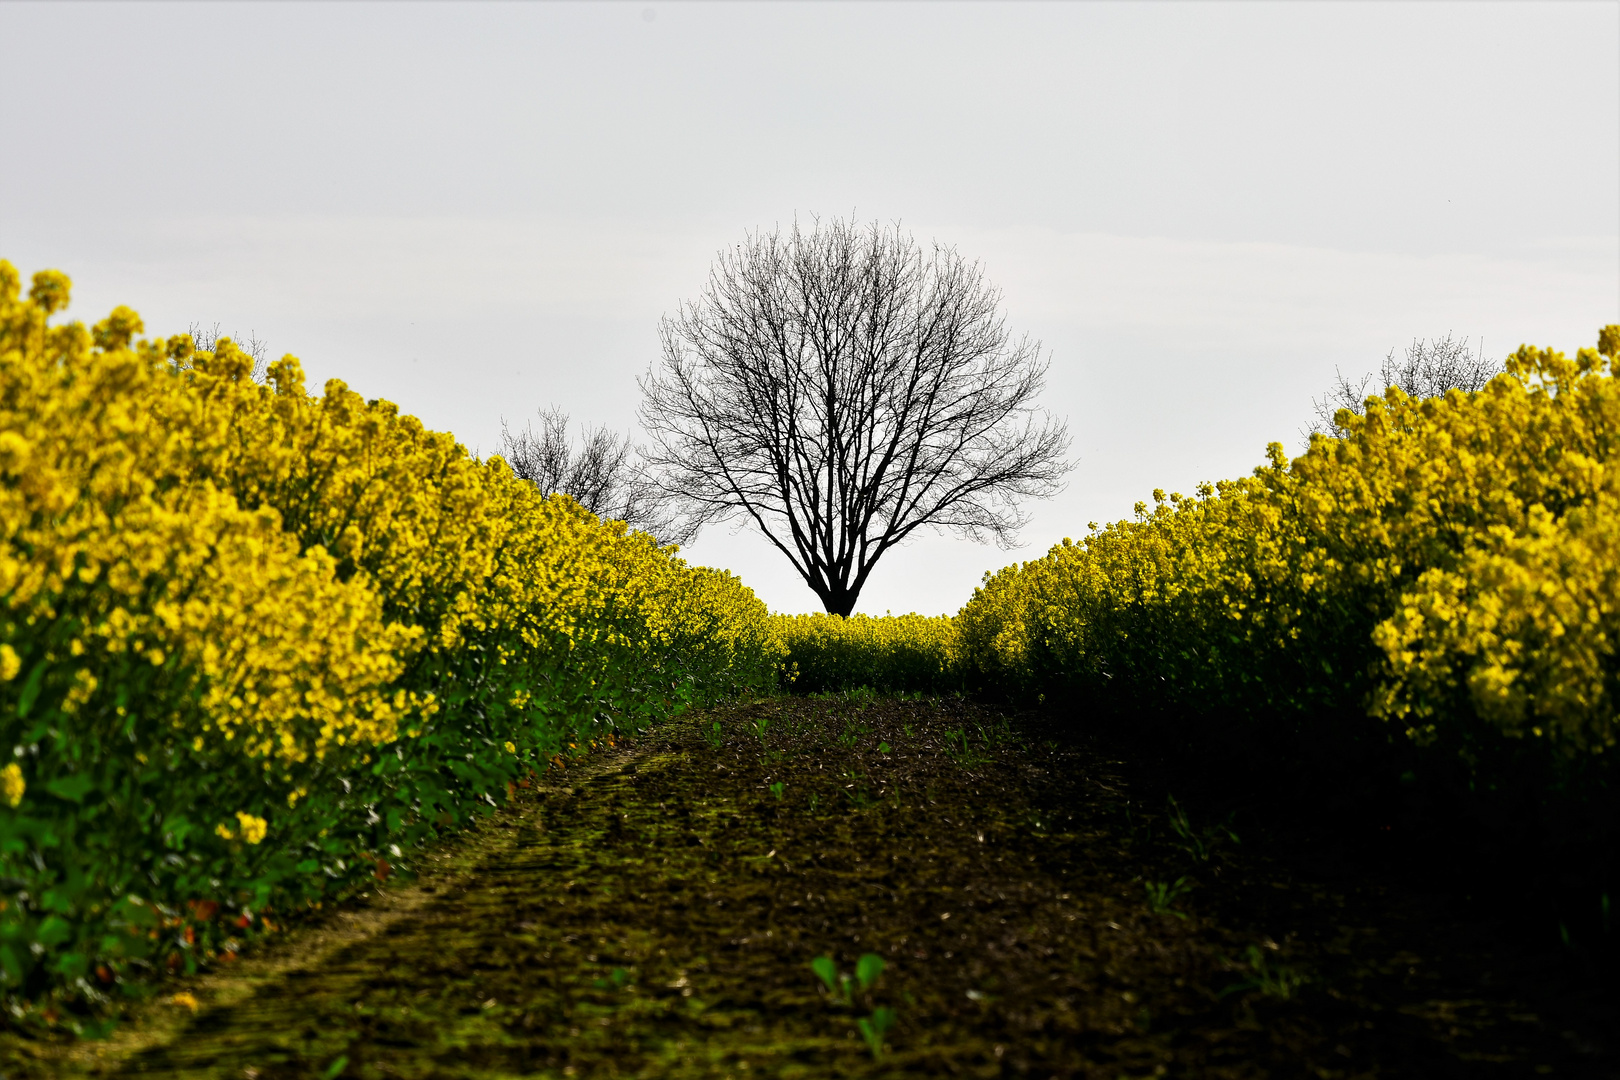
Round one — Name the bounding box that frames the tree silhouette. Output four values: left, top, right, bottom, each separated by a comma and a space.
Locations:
640, 217, 1070, 616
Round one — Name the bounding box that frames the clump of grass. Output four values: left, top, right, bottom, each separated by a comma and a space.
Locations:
943, 726, 993, 767
1220, 945, 1309, 1000
836, 717, 871, 749
1165, 795, 1239, 863
1143, 876, 1192, 918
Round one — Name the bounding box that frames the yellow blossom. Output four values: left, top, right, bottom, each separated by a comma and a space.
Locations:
1, 763, 24, 808
234, 812, 267, 845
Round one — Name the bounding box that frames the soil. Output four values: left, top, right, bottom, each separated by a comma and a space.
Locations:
6, 694, 1616, 1079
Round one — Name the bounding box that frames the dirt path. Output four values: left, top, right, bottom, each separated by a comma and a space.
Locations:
8, 695, 1614, 1078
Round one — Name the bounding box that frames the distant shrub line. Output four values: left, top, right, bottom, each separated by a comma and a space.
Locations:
769, 613, 960, 695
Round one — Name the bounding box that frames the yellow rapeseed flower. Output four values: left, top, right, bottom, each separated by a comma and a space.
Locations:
1, 763, 24, 808
957, 326, 1620, 757
234, 812, 268, 845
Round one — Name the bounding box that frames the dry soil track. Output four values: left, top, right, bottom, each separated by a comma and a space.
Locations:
9, 695, 1615, 1079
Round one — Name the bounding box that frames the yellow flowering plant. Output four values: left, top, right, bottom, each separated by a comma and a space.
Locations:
960, 328, 1620, 762
0, 260, 781, 1016
771, 612, 961, 694
951, 327, 1620, 947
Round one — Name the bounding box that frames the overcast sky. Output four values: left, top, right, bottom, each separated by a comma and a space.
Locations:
3, 1, 1617, 614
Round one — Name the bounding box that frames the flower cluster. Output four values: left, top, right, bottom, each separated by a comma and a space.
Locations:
771, 612, 960, 694
958, 327, 1620, 761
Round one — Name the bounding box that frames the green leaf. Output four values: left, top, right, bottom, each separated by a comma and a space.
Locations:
14, 660, 45, 718
809, 955, 838, 994
855, 952, 885, 991
78, 1017, 119, 1040
35, 915, 73, 947
51, 950, 89, 979
111, 897, 159, 928
46, 775, 96, 804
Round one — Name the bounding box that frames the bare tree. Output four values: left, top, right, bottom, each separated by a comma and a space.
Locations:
1304, 332, 1498, 441
639, 216, 1072, 616
188, 322, 270, 382
499, 407, 690, 543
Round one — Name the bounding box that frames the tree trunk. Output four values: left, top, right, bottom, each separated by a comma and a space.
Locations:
816, 581, 859, 618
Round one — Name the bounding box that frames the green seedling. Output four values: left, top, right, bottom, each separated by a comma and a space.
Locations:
808, 793, 820, 812
839, 772, 876, 809
943, 726, 992, 767
769, 781, 785, 800
836, 719, 870, 750
1165, 796, 1205, 860
1025, 807, 1055, 834
978, 717, 1016, 749
705, 721, 724, 749
1219, 945, 1309, 1000
1143, 876, 1192, 918
877, 742, 892, 754
856, 1006, 896, 1059
320, 1057, 349, 1080
1165, 795, 1239, 863
810, 952, 886, 1006
810, 955, 843, 1002
591, 967, 630, 990
752, 714, 771, 739
843, 786, 878, 811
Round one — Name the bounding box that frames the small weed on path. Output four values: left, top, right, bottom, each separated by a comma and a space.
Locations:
1143, 876, 1193, 918
809, 952, 886, 1007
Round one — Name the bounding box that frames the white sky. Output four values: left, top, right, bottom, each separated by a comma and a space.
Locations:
3, 1, 1617, 615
